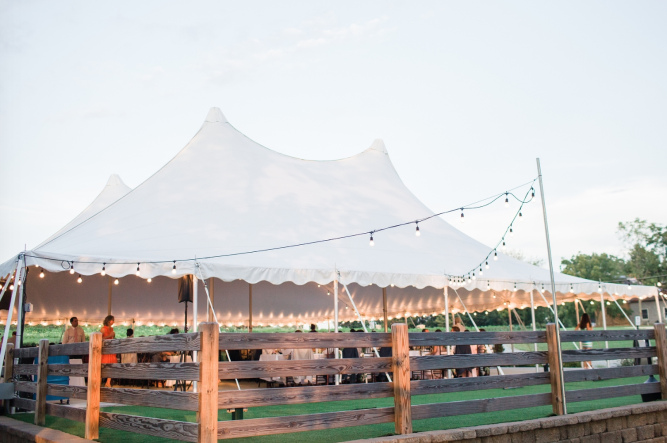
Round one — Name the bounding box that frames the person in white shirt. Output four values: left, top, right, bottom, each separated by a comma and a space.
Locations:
61, 317, 86, 344
121, 328, 138, 364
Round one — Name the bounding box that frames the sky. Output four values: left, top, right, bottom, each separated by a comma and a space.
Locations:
1, 1, 665, 269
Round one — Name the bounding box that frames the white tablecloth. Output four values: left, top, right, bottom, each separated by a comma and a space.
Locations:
69, 359, 85, 387
166, 355, 193, 387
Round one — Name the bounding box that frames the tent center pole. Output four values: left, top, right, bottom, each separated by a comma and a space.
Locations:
249, 284, 253, 333
508, 307, 514, 354
444, 285, 451, 378
334, 272, 339, 385
537, 158, 566, 414
529, 290, 538, 372
193, 274, 198, 393
107, 276, 112, 316
600, 291, 609, 368
383, 287, 388, 333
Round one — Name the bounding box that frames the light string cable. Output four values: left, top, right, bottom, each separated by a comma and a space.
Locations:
24, 178, 537, 267
446, 182, 536, 285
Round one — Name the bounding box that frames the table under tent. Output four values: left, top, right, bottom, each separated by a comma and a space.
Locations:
0, 108, 658, 365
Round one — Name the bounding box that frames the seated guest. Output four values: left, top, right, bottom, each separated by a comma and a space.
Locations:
310, 324, 317, 333
62, 317, 86, 344
121, 328, 138, 364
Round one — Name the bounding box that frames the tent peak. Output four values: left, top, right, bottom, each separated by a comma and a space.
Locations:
205, 107, 228, 124
366, 139, 388, 155
105, 174, 127, 188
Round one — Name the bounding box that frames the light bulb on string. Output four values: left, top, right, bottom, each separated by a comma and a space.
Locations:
101, 263, 106, 276
472, 272, 476, 281
415, 223, 420, 237
487, 282, 490, 290
623, 300, 627, 304
485, 261, 489, 269
519, 212, 523, 221
502, 240, 506, 251
541, 284, 545, 293
114, 279, 119, 285
509, 227, 514, 237
39, 269, 44, 278
570, 285, 574, 293
70, 263, 75, 274
606, 301, 611, 305
77, 275, 82, 283
460, 209, 465, 223
504, 193, 509, 207
479, 267, 483, 276
147, 278, 152, 283
172, 261, 176, 274
590, 300, 594, 305
369, 233, 374, 246
494, 251, 498, 261
628, 283, 632, 290
136, 263, 140, 277
467, 275, 471, 284
9, 284, 14, 291
598, 285, 602, 293
485, 311, 489, 315
658, 282, 662, 287
531, 189, 535, 201
514, 283, 517, 292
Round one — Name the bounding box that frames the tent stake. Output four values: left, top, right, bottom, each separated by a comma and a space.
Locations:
537, 158, 567, 414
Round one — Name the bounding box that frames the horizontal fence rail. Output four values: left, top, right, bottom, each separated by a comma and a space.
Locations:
5, 322, 667, 443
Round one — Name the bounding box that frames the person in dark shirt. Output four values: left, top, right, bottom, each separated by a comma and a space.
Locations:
342, 329, 359, 383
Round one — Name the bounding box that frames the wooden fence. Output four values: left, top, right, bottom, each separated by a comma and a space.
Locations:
3, 322, 667, 442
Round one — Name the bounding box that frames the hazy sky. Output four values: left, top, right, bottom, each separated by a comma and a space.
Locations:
1, 1, 665, 268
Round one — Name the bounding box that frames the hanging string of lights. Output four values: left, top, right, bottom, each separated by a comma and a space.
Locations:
22, 178, 539, 282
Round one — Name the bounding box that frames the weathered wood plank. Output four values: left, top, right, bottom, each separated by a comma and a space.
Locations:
48, 364, 88, 377
86, 332, 102, 440
14, 342, 89, 359
408, 330, 547, 347
2, 343, 14, 383
14, 381, 37, 394
218, 382, 394, 409
14, 397, 86, 423
14, 364, 38, 376
410, 352, 549, 370
102, 332, 200, 355
563, 365, 659, 383
562, 347, 656, 363
560, 329, 654, 343
219, 332, 391, 350
102, 362, 200, 381
653, 323, 667, 400
566, 383, 661, 403
198, 322, 219, 443
217, 407, 395, 439
411, 392, 553, 420
99, 411, 198, 443
34, 339, 49, 426
546, 323, 565, 416
411, 372, 551, 396
218, 357, 391, 379
392, 323, 412, 435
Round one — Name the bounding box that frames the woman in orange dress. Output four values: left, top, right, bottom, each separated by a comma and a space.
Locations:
101, 315, 117, 387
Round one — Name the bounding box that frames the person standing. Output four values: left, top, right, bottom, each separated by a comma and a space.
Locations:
577, 313, 594, 369
101, 315, 117, 387
120, 328, 137, 364
62, 317, 86, 344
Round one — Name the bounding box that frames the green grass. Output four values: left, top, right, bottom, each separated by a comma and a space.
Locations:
10, 375, 660, 443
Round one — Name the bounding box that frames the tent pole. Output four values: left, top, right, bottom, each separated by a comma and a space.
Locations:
600, 291, 609, 367
537, 158, 567, 414
575, 297, 582, 368
444, 285, 451, 378
16, 257, 26, 350
208, 278, 215, 322
508, 307, 514, 353
606, 291, 637, 330
537, 289, 579, 350
193, 274, 198, 393
334, 272, 339, 385
383, 287, 388, 333
530, 290, 538, 372
249, 284, 253, 333
0, 261, 21, 376
107, 276, 112, 316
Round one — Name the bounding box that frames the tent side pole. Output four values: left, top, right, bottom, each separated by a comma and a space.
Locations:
107, 276, 112, 316
16, 260, 26, 350
537, 157, 567, 415
444, 286, 451, 378
208, 278, 215, 322
249, 284, 253, 333
334, 273, 339, 385
655, 293, 663, 323
574, 297, 582, 367
529, 290, 539, 372
0, 261, 21, 375
600, 292, 609, 367
193, 274, 198, 393
383, 287, 388, 333
508, 307, 514, 353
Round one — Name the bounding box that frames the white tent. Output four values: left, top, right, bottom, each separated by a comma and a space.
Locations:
1, 108, 657, 327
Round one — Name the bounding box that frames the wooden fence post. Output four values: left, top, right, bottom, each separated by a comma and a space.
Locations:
86, 333, 102, 440
34, 339, 49, 425
391, 323, 412, 434
653, 323, 667, 400
546, 323, 565, 415
3, 343, 14, 414
198, 322, 219, 443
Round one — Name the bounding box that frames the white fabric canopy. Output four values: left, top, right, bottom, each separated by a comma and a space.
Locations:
1, 108, 657, 325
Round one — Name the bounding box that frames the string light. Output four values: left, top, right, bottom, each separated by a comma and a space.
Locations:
77, 275, 82, 283
485, 261, 489, 269
531, 189, 535, 201
172, 261, 176, 274
39, 269, 45, 278
460, 209, 465, 223
472, 272, 476, 280
570, 284, 574, 293
659, 282, 662, 287
485, 310, 489, 314
494, 251, 498, 261
590, 300, 594, 305
70, 263, 75, 274
114, 279, 119, 285
136, 263, 140, 277
510, 227, 514, 237
479, 267, 483, 276
541, 284, 545, 293
487, 281, 490, 290
519, 212, 523, 221
514, 283, 517, 291
505, 193, 509, 207
502, 240, 506, 251
9, 284, 14, 291
606, 301, 611, 305
467, 275, 471, 284
623, 300, 627, 304
369, 233, 374, 246
147, 278, 152, 283
598, 284, 602, 293
101, 263, 106, 276
415, 223, 420, 237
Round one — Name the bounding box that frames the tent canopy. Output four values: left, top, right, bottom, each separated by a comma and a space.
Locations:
1, 108, 656, 325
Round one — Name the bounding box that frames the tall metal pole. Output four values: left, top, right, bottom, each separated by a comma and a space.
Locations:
0, 261, 22, 372
107, 276, 112, 315
536, 158, 567, 414
249, 284, 253, 332
530, 290, 538, 372
334, 272, 339, 385
193, 274, 198, 393
383, 287, 388, 333
444, 285, 451, 378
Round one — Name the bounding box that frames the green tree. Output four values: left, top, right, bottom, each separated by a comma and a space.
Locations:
618, 219, 666, 286
561, 252, 626, 282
